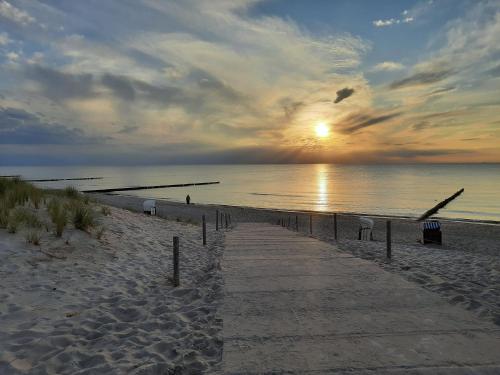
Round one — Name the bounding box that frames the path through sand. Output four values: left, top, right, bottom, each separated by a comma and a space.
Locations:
222, 223, 500, 374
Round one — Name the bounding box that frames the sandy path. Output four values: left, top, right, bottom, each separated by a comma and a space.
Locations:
0, 206, 224, 374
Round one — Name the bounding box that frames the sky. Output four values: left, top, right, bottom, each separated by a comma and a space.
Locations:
0, 0, 499, 165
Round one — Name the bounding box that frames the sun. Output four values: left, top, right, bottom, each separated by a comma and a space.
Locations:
315, 122, 330, 138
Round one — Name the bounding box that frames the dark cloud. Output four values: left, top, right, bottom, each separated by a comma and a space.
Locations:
281, 99, 304, 119
380, 148, 473, 159
424, 86, 456, 97
25, 65, 94, 101
101, 74, 136, 101
390, 69, 453, 89
189, 69, 245, 102
206, 123, 268, 137
334, 87, 355, 103
339, 111, 402, 134
0, 107, 105, 144
117, 125, 139, 134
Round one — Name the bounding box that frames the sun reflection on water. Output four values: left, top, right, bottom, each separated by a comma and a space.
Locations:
315, 164, 329, 211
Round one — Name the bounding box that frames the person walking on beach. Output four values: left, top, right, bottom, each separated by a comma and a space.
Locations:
186, 194, 191, 204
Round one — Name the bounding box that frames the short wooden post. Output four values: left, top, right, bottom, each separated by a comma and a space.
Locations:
173, 236, 179, 287
202, 215, 206, 246
288, 216, 290, 228
228, 213, 231, 226
309, 215, 313, 235
225, 213, 228, 229
333, 213, 338, 240
295, 215, 298, 231
216, 209, 219, 231
221, 212, 224, 228
386, 220, 392, 259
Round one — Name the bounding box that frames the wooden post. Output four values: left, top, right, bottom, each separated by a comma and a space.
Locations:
288, 216, 290, 228
333, 213, 338, 240
228, 213, 231, 226
216, 209, 219, 231
295, 215, 298, 231
202, 215, 206, 246
386, 220, 392, 259
225, 213, 228, 229
173, 236, 179, 287
221, 212, 224, 228
309, 215, 312, 235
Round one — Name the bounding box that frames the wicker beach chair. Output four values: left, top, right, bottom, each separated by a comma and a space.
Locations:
358, 217, 374, 241
422, 220, 442, 245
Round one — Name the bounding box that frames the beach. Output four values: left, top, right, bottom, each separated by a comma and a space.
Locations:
0, 203, 224, 374
1, 192, 499, 373
94, 193, 500, 327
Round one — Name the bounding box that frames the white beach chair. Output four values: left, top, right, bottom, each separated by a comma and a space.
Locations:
358, 217, 374, 241
143, 199, 156, 216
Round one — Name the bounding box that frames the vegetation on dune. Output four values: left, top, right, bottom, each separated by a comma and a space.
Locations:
25, 230, 41, 245
101, 206, 111, 216
63, 186, 80, 199
72, 202, 95, 231
0, 177, 103, 239
48, 198, 67, 237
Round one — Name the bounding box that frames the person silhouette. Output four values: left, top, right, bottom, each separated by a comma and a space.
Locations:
186, 194, 191, 204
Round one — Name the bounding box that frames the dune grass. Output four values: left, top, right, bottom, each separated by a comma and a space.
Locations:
72, 202, 95, 231
48, 198, 67, 237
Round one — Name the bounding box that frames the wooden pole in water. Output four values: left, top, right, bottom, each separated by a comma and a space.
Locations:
309, 215, 313, 235
202, 215, 206, 246
386, 220, 392, 259
216, 209, 219, 231
333, 213, 338, 240
173, 236, 180, 287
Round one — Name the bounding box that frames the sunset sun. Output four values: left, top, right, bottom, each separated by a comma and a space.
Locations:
315, 122, 330, 138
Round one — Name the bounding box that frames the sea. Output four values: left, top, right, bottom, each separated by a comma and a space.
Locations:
1, 164, 499, 222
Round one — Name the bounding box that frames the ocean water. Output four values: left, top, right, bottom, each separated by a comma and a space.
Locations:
1, 164, 499, 221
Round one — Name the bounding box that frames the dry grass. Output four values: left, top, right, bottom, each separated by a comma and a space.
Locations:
72, 203, 95, 231
48, 198, 67, 237
25, 230, 41, 245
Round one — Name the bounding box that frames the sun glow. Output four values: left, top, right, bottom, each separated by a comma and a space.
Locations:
315, 122, 330, 138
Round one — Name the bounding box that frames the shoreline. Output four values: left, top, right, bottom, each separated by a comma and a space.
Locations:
109, 192, 500, 226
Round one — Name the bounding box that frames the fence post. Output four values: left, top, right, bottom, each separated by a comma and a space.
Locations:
295, 215, 298, 231
173, 236, 180, 287
309, 215, 312, 235
333, 213, 338, 240
216, 209, 219, 231
288, 216, 290, 228
202, 215, 206, 246
225, 213, 228, 229
386, 220, 392, 259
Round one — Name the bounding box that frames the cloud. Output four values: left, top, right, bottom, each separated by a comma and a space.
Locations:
117, 125, 139, 134
0, 1, 34, 25
486, 64, 500, 77
25, 65, 94, 101
389, 68, 453, 89
372, 61, 405, 72
0, 107, 105, 144
373, 19, 397, 27
0, 32, 11, 46
334, 87, 355, 103
338, 111, 402, 134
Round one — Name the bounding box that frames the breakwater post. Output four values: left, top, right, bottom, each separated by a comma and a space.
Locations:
173, 236, 180, 287
333, 213, 338, 240
202, 215, 207, 246
386, 220, 392, 259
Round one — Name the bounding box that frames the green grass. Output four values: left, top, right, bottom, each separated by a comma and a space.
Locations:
48, 198, 67, 237
72, 203, 95, 231
64, 186, 80, 199
101, 206, 111, 216
25, 230, 41, 245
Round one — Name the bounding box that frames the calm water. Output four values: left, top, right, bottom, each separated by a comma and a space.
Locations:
1, 164, 499, 221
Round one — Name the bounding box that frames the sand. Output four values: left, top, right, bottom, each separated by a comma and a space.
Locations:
2, 192, 499, 373
93, 194, 500, 328
0, 205, 224, 374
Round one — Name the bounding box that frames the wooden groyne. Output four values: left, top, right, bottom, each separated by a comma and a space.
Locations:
83, 181, 220, 193
417, 188, 464, 221
27, 177, 104, 182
